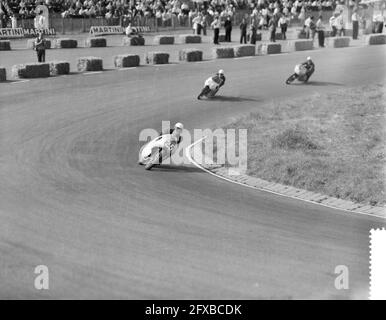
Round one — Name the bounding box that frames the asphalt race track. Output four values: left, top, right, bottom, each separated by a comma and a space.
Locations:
1, 45, 385, 299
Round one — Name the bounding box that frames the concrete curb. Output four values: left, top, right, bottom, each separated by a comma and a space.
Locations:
185, 137, 386, 219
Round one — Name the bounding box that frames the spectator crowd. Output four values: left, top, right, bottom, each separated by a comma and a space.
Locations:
1, 0, 342, 24
1, 0, 383, 38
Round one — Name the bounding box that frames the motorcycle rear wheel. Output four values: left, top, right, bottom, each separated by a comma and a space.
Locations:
285, 74, 297, 84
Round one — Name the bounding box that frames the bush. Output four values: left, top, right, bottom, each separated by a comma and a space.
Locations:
12, 63, 50, 78
49, 61, 70, 76
77, 57, 103, 72
145, 52, 169, 64
0, 67, 6, 81
212, 47, 234, 59
271, 128, 319, 151
86, 37, 107, 47
114, 54, 140, 68
0, 40, 11, 50
153, 35, 175, 45
179, 49, 203, 62
54, 38, 78, 48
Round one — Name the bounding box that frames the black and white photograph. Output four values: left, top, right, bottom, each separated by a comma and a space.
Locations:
0, 0, 385, 305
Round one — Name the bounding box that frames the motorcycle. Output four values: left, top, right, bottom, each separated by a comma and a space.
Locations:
285, 64, 313, 84
197, 77, 221, 99
138, 134, 177, 170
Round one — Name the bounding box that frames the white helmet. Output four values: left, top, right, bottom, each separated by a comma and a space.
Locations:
307, 56, 312, 61
218, 69, 224, 75
174, 122, 184, 130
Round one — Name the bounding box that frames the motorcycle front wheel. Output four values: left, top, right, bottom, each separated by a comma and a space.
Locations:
145, 151, 160, 170
285, 74, 297, 84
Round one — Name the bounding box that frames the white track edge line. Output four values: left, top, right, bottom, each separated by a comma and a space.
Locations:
185, 137, 385, 220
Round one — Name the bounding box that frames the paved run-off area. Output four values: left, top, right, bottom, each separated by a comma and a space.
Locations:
0, 44, 385, 299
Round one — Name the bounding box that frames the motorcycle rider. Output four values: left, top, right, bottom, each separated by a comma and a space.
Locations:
159, 122, 184, 146
300, 56, 315, 82
139, 123, 184, 165
197, 69, 226, 100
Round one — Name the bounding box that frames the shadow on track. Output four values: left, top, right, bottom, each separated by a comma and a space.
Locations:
207, 96, 260, 102
149, 165, 203, 173
290, 81, 344, 86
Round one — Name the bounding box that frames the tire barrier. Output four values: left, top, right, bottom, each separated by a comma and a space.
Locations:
54, 38, 78, 49
178, 49, 203, 62
212, 47, 235, 59
0, 40, 11, 51
86, 37, 107, 48
153, 35, 175, 45
0, 67, 6, 81
130, 36, 145, 46
233, 45, 255, 57
49, 61, 70, 76
27, 38, 51, 49
366, 34, 386, 45
283, 40, 314, 52
326, 37, 350, 48
114, 54, 140, 68
122, 36, 145, 46
178, 35, 201, 44
275, 33, 284, 40
257, 42, 281, 55
12, 63, 50, 78
145, 52, 169, 64
77, 56, 103, 72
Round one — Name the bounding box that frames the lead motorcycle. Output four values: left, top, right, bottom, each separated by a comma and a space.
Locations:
138, 134, 178, 170
285, 64, 314, 84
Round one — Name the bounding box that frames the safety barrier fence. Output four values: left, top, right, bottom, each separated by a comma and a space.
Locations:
1, 33, 385, 82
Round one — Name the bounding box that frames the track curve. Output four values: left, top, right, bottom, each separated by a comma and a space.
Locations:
1, 45, 385, 299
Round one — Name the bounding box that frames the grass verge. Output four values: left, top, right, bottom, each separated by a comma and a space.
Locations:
222, 84, 386, 206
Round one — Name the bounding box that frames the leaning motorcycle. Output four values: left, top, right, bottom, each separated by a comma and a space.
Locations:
285, 64, 313, 84
138, 134, 177, 170
197, 77, 221, 99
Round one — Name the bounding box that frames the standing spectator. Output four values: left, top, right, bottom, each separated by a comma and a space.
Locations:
224, 16, 232, 42
34, 10, 46, 29
249, 22, 257, 44
278, 14, 288, 40
192, 13, 202, 35
304, 15, 312, 38
240, 18, 247, 44
11, 14, 17, 29
336, 11, 345, 36
34, 31, 46, 62
268, 14, 277, 42
329, 13, 337, 37
309, 16, 317, 40
316, 15, 325, 47
201, 14, 207, 36
211, 15, 220, 45
352, 8, 359, 40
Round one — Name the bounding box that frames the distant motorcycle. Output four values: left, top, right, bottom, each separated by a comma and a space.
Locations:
197, 77, 221, 99
138, 134, 177, 170
286, 64, 314, 84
